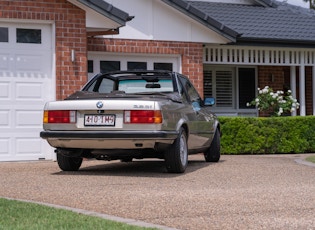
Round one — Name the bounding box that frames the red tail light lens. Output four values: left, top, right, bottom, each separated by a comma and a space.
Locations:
43, 110, 76, 123
124, 110, 162, 124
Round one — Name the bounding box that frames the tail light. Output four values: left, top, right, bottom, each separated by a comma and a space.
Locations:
43, 110, 76, 123
124, 110, 162, 124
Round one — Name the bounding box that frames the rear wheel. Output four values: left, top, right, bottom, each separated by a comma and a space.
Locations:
57, 153, 83, 171
120, 157, 133, 162
204, 128, 220, 162
165, 127, 188, 173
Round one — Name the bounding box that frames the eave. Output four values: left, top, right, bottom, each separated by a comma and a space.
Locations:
68, 0, 134, 36
161, 0, 239, 42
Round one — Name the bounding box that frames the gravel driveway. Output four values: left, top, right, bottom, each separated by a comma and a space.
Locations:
1, 154, 315, 230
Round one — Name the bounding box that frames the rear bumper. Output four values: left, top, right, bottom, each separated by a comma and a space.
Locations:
40, 130, 178, 149
40, 130, 178, 139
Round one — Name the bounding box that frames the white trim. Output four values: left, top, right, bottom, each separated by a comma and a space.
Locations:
0, 18, 54, 24
204, 45, 315, 66
290, 66, 297, 116
50, 22, 57, 161
51, 22, 56, 101
299, 52, 306, 116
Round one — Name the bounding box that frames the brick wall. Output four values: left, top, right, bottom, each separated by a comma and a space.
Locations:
257, 66, 287, 91
0, 0, 87, 100
88, 38, 204, 96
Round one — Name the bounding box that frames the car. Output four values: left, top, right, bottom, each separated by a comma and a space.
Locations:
40, 70, 220, 173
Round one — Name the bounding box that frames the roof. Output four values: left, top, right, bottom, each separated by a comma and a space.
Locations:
161, 0, 239, 42
76, 0, 134, 26
163, 0, 315, 47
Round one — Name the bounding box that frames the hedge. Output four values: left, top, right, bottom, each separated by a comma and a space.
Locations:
219, 116, 315, 154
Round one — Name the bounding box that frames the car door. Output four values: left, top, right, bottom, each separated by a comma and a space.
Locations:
177, 74, 215, 150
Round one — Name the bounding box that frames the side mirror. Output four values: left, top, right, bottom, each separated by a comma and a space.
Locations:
204, 97, 215, 106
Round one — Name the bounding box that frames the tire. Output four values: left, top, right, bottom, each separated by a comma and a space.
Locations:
57, 153, 83, 171
120, 157, 133, 162
165, 127, 188, 173
204, 128, 220, 162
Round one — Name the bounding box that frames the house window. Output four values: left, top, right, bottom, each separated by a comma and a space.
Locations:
16, 28, 41, 44
204, 67, 234, 108
88, 60, 94, 73
87, 54, 180, 80
154, 62, 173, 71
0, 27, 8, 42
100, 61, 120, 73
127, 61, 147, 70
203, 66, 256, 113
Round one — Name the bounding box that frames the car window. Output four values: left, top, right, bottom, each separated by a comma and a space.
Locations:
85, 78, 115, 93
118, 79, 173, 93
178, 75, 201, 103
86, 81, 97, 92
176, 78, 189, 102
98, 78, 115, 93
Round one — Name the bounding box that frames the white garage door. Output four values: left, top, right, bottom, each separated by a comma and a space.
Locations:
0, 22, 54, 161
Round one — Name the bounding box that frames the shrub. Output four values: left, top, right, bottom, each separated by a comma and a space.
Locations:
219, 116, 315, 154
247, 86, 299, 116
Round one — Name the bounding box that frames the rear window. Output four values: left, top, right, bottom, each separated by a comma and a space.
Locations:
84, 71, 175, 94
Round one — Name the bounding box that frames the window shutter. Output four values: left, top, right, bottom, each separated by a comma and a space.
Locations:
203, 70, 213, 98
216, 70, 233, 107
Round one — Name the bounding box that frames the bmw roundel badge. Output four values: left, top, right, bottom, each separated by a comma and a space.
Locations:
96, 101, 103, 109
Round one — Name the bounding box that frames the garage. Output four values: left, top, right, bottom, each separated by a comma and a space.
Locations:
0, 22, 54, 161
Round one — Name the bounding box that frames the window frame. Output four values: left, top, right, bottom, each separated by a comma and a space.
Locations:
203, 65, 257, 116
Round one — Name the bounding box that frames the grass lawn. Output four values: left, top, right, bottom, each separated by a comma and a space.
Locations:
305, 155, 315, 164
0, 198, 157, 230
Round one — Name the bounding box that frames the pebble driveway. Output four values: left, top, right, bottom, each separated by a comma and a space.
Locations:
1, 154, 315, 230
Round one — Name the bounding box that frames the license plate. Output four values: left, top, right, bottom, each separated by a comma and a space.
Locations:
84, 114, 116, 126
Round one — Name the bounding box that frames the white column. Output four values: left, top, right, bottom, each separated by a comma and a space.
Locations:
299, 53, 306, 116
313, 66, 315, 115
290, 66, 297, 116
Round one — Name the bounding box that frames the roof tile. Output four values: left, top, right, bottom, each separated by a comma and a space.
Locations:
188, 1, 315, 44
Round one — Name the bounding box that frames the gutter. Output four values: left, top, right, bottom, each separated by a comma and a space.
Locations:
234, 37, 315, 48
76, 0, 134, 26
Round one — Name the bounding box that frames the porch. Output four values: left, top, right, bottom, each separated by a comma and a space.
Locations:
203, 45, 315, 116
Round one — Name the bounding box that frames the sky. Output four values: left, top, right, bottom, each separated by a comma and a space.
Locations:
286, 0, 309, 8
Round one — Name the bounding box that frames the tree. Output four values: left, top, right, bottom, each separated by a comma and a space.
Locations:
303, 0, 315, 9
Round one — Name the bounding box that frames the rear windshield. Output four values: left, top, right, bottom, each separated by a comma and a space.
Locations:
85, 77, 174, 94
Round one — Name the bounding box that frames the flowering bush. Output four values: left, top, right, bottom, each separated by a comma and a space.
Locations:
247, 86, 299, 116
